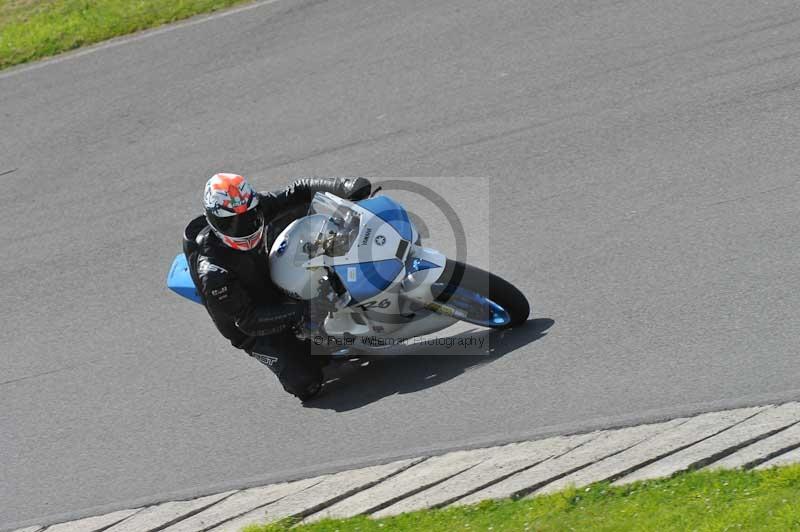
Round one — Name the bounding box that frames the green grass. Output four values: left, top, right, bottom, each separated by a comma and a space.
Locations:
0, 0, 254, 70
243, 464, 800, 532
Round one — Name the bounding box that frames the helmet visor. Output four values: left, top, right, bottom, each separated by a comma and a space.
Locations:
210, 208, 263, 237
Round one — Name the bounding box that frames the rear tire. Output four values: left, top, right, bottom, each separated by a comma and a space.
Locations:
432, 260, 530, 329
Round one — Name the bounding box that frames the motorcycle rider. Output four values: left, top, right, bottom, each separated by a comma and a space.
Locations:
183, 173, 371, 401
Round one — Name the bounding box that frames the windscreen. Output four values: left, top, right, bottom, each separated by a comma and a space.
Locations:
300, 194, 361, 259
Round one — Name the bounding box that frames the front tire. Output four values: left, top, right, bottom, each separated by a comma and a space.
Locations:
431, 260, 530, 329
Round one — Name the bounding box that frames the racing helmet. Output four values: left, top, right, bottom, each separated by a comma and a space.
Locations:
203, 173, 264, 251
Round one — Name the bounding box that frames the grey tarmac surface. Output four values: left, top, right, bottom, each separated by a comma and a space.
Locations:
2, 0, 800, 529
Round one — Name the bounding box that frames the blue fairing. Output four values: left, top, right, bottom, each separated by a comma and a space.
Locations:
167, 253, 203, 304
333, 259, 404, 304
407, 257, 439, 273
357, 196, 413, 241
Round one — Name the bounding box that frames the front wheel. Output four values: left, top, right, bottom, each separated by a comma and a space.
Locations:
430, 260, 530, 329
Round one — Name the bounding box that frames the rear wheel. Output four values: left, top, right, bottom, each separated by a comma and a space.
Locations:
430, 260, 530, 329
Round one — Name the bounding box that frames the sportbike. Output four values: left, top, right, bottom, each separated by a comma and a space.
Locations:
168, 192, 529, 351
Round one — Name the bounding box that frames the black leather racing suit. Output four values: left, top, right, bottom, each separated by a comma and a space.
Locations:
183, 177, 371, 399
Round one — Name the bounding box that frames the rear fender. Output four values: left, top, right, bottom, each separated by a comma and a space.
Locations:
167, 253, 203, 304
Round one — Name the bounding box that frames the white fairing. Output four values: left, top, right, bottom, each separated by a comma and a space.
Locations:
269, 215, 328, 300
268, 192, 457, 351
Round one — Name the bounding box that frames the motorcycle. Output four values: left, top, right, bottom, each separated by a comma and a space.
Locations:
167, 192, 529, 352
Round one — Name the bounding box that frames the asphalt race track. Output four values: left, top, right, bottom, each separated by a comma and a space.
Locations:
2, 0, 800, 528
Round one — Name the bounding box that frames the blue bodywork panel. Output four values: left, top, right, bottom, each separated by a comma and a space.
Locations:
407, 257, 439, 273
333, 259, 404, 304
357, 196, 413, 241
167, 253, 203, 304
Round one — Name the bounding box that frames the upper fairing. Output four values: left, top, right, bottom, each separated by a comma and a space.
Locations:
322, 194, 415, 303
